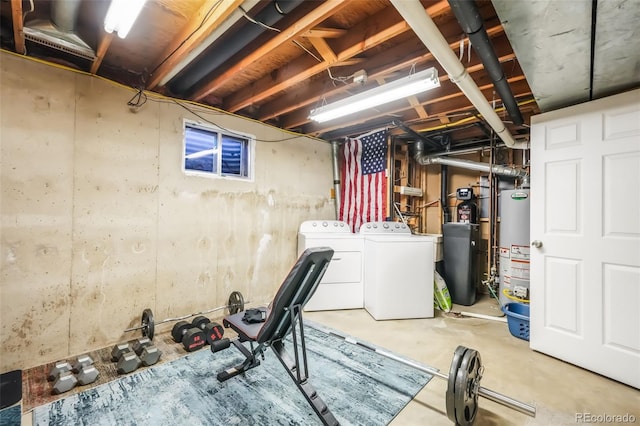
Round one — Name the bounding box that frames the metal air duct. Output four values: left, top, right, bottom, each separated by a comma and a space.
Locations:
411, 141, 528, 178
23, 0, 95, 61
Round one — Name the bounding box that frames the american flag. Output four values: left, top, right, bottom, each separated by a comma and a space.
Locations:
339, 129, 388, 232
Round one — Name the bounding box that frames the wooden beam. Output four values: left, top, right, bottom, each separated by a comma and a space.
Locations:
303, 27, 347, 38
90, 32, 114, 74
221, 1, 450, 113
192, 0, 350, 102
408, 96, 429, 119
277, 45, 517, 129
307, 37, 338, 64
257, 25, 508, 123
10, 0, 25, 54
439, 114, 451, 124
147, 0, 244, 89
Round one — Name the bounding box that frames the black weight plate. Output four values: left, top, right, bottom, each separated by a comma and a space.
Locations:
182, 328, 206, 352
142, 309, 154, 340
446, 346, 468, 424
171, 321, 191, 343
228, 291, 245, 315
203, 322, 225, 344
454, 349, 481, 426
192, 315, 211, 330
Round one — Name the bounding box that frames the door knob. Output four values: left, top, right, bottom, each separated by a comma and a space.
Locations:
531, 240, 543, 248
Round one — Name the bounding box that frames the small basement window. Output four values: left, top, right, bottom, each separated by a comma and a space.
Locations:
183, 120, 254, 180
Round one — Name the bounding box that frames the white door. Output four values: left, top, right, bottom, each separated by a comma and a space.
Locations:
530, 89, 640, 389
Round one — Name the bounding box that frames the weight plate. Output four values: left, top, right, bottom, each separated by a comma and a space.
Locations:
171, 321, 191, 343
228, 291, 245, 315
192, 315, 211, 330
142, 309, 154, 340
454, 349, 482, 426
446, 346, 468, 423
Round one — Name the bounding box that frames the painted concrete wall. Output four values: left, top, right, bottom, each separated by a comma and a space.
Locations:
0, 52, 335, 371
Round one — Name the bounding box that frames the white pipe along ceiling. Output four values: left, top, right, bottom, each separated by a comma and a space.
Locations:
390, 0, 529, 150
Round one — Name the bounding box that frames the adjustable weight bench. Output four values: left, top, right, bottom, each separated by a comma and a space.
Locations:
215, 247, 339, 426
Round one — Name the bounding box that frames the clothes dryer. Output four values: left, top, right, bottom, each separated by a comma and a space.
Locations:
360, 222, 435, 320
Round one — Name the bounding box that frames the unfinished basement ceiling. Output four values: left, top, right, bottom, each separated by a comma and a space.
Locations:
492, 0, 640, 112
1, 0, 638, 147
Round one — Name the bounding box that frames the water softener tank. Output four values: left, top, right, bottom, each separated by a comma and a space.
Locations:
498, 189, 531, 306
443, 223, 480, 306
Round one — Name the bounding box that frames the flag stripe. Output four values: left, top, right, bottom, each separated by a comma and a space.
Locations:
339, 129, 388, 232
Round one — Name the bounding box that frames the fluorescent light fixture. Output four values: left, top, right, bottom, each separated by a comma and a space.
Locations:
104, 0, 147, 39
309, 67, 440, 123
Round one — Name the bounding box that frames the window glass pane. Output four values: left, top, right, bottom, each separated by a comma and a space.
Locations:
221, 135, 248, 177
185, 126, 218, 173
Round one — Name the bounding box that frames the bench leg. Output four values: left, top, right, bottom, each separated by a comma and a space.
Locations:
217, 339, 262, 382
272, 340, 339, 426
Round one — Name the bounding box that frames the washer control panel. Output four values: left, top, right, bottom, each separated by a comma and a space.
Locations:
359, 221, 411, 234
299, 220, 352, 233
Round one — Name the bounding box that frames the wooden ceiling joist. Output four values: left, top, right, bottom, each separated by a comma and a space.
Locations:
222, 0, 451, 113
10, 0, 25, 54
191, 0, 350, 102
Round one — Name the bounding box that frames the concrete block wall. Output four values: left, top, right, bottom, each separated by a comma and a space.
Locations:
0, 52, 334, 371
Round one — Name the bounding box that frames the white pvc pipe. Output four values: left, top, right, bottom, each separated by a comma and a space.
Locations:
390, 0, 529, 149
459, 311, 508, 323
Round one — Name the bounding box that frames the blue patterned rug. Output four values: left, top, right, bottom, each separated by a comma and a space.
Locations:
33, 322, 432, 425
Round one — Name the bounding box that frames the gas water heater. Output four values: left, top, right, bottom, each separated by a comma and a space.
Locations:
498, 189, 530, 306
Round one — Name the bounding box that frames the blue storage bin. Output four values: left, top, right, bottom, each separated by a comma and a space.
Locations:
503, 302, 530, 341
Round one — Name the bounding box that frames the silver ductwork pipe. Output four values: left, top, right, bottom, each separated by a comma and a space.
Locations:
51, 0, 82, 32
411, 141, 528, 178
390, 0, 529, 150
331, 140, 342, 219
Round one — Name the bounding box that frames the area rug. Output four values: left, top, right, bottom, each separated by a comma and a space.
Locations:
33, 322, 433, 425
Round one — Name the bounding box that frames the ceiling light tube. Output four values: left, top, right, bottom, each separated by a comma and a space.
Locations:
104, 0, 147, 39
309, 67, 440, 123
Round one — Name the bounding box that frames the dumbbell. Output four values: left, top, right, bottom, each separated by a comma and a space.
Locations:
132, 337, 162, 366
191, 316, 225, 344
48, 361, 78, 395
71, 355, 99, 385
111, 343, 141, 374
171, 321, 206, 352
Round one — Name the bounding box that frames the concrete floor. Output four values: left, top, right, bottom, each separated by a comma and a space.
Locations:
304, 296, 640, 426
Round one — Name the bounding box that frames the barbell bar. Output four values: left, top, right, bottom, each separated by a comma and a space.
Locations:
325, 329, 535, 425
123, 291, 246, 340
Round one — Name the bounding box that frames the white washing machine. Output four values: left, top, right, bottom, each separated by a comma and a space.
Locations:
360, 222, 435, 320
297, 220, 363, 311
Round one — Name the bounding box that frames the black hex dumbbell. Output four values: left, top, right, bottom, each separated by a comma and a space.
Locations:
171, 321, 206, 352
191, 316, 225, 345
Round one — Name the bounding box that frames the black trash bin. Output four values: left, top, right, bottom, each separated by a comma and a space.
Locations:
442, 223, 479, 306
